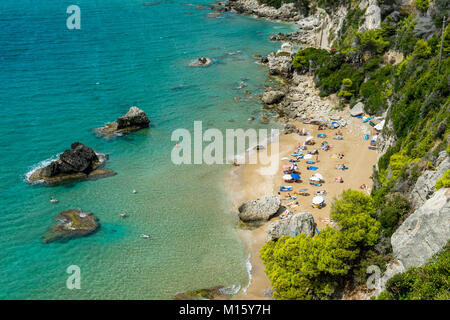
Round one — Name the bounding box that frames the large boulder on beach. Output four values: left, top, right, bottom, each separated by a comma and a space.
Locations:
238, 195, 281, 222
350, 102, 365, 116
42, 209, 100, 244
27, 142, 115, 185
262, 90, 285, 104
266, 212, 315, 241
97, 106, 150, 135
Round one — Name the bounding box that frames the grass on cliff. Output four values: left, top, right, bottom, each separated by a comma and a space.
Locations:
377, 241, 450, 300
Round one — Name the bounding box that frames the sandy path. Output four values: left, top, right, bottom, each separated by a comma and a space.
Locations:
225, 116, 378, 299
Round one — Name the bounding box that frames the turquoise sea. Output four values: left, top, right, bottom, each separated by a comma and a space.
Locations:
0, 0, 296, 299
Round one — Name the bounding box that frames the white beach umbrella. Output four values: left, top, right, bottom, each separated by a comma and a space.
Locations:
313, 173, 324, 180
305, 136, 314, 142
312, 196, 324, 205
304, 154, 313, 160
283, 175, 293, 180
309, 176, 320, 182
281, 157, 290, 161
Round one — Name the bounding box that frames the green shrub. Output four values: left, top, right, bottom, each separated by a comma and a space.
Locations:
292, 47, 330, 70
413, 39, 432, 58
415, 0, 429, 11
357, 29, 389, 54
435, 170, 450, 190
261, 189, 380, 300
383, 242, 450, 300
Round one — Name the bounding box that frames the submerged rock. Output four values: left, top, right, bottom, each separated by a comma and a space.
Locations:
238, 194, 281, 222
266, 212, 315, 241
28, 142, 116, 185
173, 286, 232, 300
42, 209, 100, 244
97, 106, 150, 136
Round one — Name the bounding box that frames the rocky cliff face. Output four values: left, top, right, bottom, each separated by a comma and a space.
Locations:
410, 152, 450, 209
226, 0, 301, 21
370, 187, 450, 297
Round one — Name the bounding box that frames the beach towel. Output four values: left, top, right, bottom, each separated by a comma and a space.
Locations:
280, 186, 292, 191
317, 134, 326, 138
309, 182, 322, 187
368, 146, 377, 150
333, 136, 343, 140
307, 166, 319, 171
306, 160, 315, 164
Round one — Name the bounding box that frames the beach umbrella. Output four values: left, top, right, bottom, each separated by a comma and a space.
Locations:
309, 176, 320, 182
281, 157, 290, 161
312, 196, 324, 205
291, 173, 300, 180
314, 173, 324, 180
283, 175, 293, 180
305, 136, 314, 141
304, 154, 313, 160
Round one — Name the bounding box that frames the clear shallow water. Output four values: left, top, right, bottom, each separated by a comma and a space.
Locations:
0, 0, 296, 299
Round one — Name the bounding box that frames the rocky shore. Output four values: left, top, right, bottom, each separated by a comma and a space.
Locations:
96, 106, 150, 136
42, 209, 100, 244
259, 42, 344, 124
28, 142, 116, 185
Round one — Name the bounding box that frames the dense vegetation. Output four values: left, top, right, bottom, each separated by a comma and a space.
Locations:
377, 242, 450, 300
261, 190, 380, 299
262, 0, 450, 299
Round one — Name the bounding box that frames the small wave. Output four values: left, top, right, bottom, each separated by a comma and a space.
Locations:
242, 253, 252, 293
219, 284, 241, 296
24, 153, 60, 183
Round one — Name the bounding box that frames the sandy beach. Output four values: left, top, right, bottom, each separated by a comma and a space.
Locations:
226, 114, 378, 299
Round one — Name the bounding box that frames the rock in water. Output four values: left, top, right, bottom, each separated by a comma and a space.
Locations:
266, 212, 315, 241
189, 57, 213, 67
262, 90, 285, 104
28, 142, 115, 185
42, 209, 100, 244
238, 195, 281, 222
391, 188, 450, 269
350, 102, 365, 116
96, 106, 150, 135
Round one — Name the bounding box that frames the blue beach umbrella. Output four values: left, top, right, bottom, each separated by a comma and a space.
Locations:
291, 173, 300, 180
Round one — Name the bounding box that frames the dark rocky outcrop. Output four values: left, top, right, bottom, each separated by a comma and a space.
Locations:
96, 106, 150, 136
28, 142, 115, 185
42, 209, 100, 244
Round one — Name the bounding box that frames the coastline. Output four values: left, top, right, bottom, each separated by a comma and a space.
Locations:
227, 117, 379, 299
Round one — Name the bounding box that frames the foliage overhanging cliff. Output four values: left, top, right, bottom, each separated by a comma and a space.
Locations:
258, 0, 450, 300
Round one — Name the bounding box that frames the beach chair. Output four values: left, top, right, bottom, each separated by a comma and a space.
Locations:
280, 186, 292, 191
